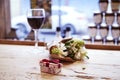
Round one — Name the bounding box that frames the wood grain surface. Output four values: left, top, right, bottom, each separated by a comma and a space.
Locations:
0, 44, 120, 80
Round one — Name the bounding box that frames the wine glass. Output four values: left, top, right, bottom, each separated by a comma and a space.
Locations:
93, 11, 103, 26
111, 25, 120, 45
111, 0, 120, 13
27, 8, 45, 48
88, 23, 97, 44
99, 24, 109, 45
98, 0, 108, 13
105, 12, 114, 43
105, 12, 114, 26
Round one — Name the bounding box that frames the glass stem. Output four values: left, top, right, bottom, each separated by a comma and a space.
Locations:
91, 37, 94, 44
103, 38, 106, 45
107, 25, 113, 38
114, 39, 118, 45
33, 29, 39, 47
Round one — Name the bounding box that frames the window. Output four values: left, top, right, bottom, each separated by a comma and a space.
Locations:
9, 0, 100, 43
1, 0, 120, 46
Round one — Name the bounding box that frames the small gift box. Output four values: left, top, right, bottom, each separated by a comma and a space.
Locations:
39, 59, 62, 74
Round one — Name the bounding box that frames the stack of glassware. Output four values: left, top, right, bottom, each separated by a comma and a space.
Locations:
88, 0, 120, 45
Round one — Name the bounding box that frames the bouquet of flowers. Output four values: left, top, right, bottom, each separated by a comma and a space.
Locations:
49, 38, 89, 62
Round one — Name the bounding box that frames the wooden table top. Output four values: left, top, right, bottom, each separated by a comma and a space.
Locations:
0, 44, 120, 80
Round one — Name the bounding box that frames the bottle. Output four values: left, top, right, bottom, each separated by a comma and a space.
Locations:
47, 27, 62, 50
54, 27, 62, 42
62, 29, 66, 38
65, 27, 72, 38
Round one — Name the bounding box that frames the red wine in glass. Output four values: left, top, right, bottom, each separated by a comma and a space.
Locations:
27, 9, 45, 48
27, 17, 45, 29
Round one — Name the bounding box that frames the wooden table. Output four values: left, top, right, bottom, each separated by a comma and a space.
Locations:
0, 44, 120, 80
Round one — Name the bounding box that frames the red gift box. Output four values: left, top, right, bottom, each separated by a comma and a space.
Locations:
40, 59, 62, 74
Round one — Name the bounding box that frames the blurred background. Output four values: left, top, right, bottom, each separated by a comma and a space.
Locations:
0, 0, 120, 46
10, 0, 99, 42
